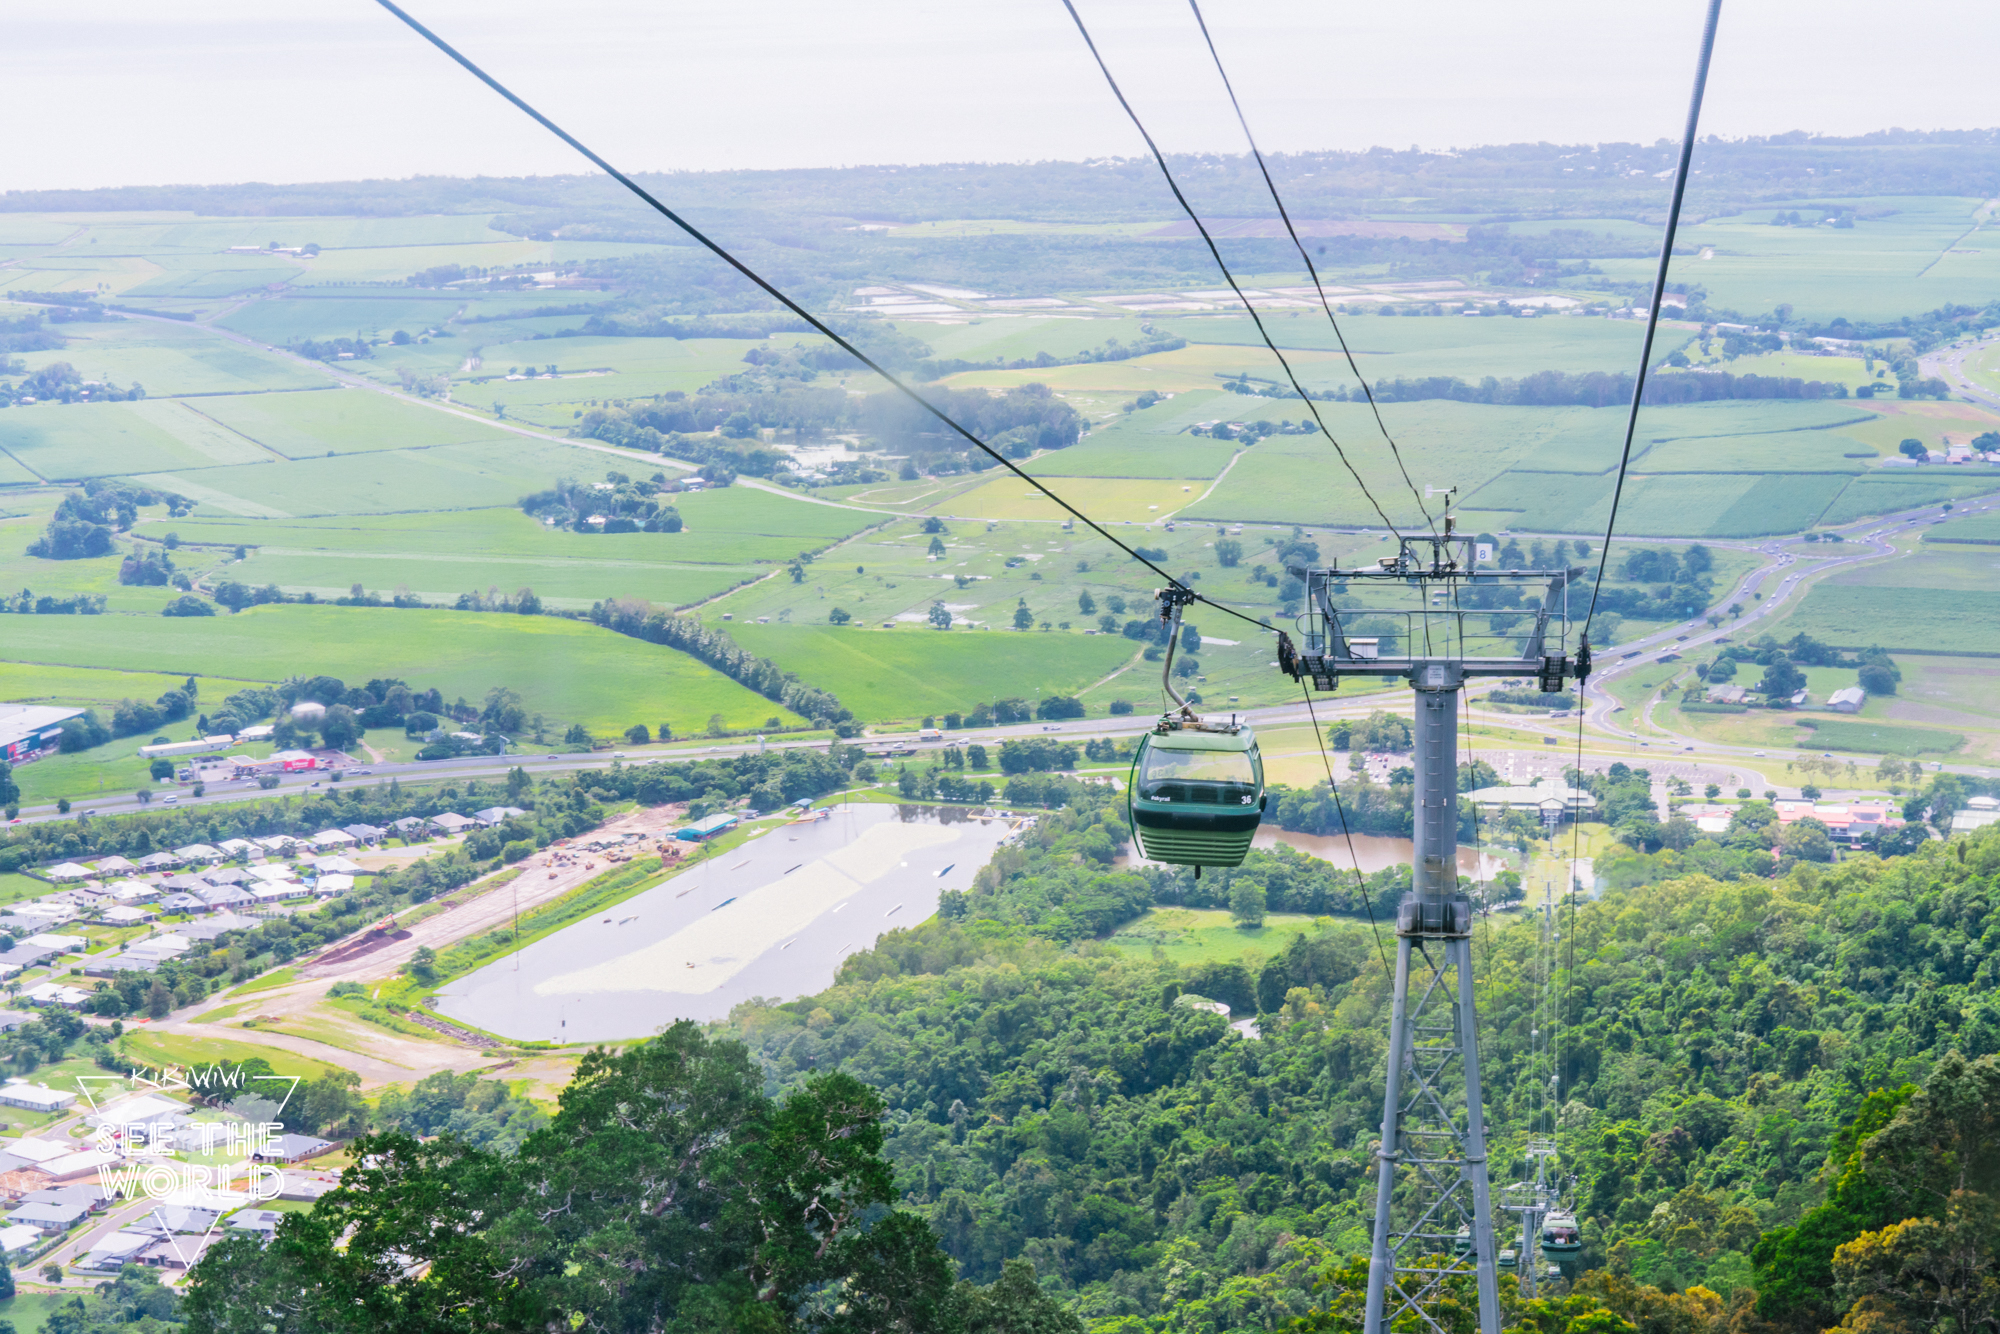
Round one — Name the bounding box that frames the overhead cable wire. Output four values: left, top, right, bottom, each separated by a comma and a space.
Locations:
1568, 0, 1724, 1113
1058, 0, 1408, 539
371, 0, 1276, 638
1582, 0, 1726, 632
1300, 683, 1394, 982
1182, 0, 1435, 535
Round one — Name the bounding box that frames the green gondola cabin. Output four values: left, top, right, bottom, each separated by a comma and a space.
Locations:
1127, 725, 1265, 868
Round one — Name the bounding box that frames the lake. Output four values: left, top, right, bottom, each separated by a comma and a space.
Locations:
433, 803, 1014, 1043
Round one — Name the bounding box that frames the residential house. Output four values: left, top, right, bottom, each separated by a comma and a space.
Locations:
19, 984, 89, 1010
313, 874, 355, 897
36, 1149, 120, 1184
0, 1085, 75, 1113
135, 852, 182, 872
309, 829, 357, 850
276, 1174, 335, 1203
91, 857, 137, 876
138, 1235, 217, 1270
0, 1012, 31, 1034
100, 905, 157, 926
78, 1231, 151, 1272
156, 893, 207, 915
8, 1200, 87, 1232
227, 1209, 286, 1239
204, 867, 252, 886
428, 812, 478, 835
248, 864, 297, 884
0, 1223, 39, 1255
130, 1204, 218, 1237
41, 864, 93, 883
311, 856, 364, 876
215, 839, 256, 858
107, 880, 159, 903
176, 911, 259, 941
159, 874, 211, 894
194, 885, 256, 910
171, 844, 222, 863
20, 1184, 109, 1213
253, 1134, 334, 1164
343, 824, 386, 844
471, 806, 528, 827
389, 817, 429, 838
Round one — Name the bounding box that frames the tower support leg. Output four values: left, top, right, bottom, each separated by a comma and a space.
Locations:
1362, 673, 1499, 1334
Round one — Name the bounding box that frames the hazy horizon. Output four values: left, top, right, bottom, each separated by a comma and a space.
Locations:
9, 0, 2000, 193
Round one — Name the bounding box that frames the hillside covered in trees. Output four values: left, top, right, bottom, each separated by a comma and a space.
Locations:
179, 791, 2000, 1333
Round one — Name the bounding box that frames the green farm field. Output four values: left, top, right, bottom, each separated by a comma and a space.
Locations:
143, 486, 881, 607
158, 485, 878, 564
217, 294, 473, 344
17, 317, 331, 396
1926, 510, 2000, 544
0, 604, 804, 735
1779, 585, 2000, 654
132, 436, 610, 518
0, 398, 277, 480
1800, 718, 1968, 757
1818, 473, 2000, 524
1592, 196, 2000, 322
1156, 308, 1651, 378
193, 388, 535, 458
722, 622, 1138, 723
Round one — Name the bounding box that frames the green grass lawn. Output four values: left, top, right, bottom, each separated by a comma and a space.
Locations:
0, 875, 56, 907
1103, 908, 1334, 967
0, 603, 804, 739
2, 1292, 76, 1333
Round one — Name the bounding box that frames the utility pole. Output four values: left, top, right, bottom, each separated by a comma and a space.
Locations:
1278, 524, 1588, 1334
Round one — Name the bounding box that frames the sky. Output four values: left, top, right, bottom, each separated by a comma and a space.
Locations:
7, 0, 2000, 191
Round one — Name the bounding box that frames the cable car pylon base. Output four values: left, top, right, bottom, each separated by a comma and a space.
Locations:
1275, 526, 1591, 1334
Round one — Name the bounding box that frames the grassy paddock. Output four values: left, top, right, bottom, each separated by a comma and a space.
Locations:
1103, 907, 1334, 968
116, 1030, 341, 1082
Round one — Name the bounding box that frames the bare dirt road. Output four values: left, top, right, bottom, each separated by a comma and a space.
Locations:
302, 803, 689, 984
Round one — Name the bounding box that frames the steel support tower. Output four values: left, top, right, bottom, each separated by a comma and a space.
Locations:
1277, 526, 1588, 1334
